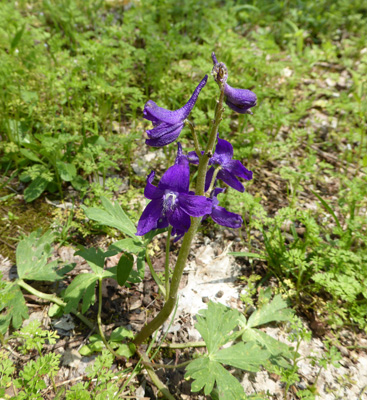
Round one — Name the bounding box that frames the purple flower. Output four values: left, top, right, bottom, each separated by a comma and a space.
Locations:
212, 52, 257, 114
208, 188, 243, 228
143, 75, 208, 147
187, 135, 253, 193
136, 144, 212, 236
224, 84, 257, 115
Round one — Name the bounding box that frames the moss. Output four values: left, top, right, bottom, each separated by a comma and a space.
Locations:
0, 190, 53, 262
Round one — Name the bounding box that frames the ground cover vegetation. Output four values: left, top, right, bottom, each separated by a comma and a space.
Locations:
0, 0, 366, 399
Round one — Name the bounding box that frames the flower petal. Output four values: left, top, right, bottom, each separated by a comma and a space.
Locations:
178, 194, 213, 217
145, 124, 183, 147
225, 160, 253, 181
187, 151, 200, 165
158, 163, 190, 193
217, 169, 245, 192
211, 205, 243, 228
224, 84, 257, 114
212, 136, 233, 164
205, 167, 215, 192
143, 75, 208, 125
136, 199, 163, 236
168, 207, 191, 233
146, 121, 183, 139
144, 171, 165, 200
175, 142, 188, 166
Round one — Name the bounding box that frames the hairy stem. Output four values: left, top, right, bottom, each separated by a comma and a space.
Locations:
206, 166, 222, 195
17, 279, 94, 329
133, 85, 226, 346
186, 119, 201, 158
165, 227, 172, 300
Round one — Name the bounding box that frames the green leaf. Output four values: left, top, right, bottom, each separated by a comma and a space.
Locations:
195, 302, 241, 354
310, 189, 342, 230
10, 23, 26, 51
116, 253, 134, 286
0, 283, 29, 333
114, 343, 135, 358
63, 274, 98, 314
228, 251, 265, 259
56, 161, 77, 182
75, 247, 116, 275
185, 358, 246, 399
213, 342, 270, 372
19, 148, 43, 164
83, 196, 137, 238
109, 326, 134, 342
242, 328, 293, 359
71, 175, 89, 191
246, 295, 293, 328
16, 230, 67, 281
24, 176, 48, 202
109, 238, 144, 254
79, 340, 105, 356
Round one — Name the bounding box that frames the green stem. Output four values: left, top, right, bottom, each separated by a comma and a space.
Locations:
186, 119, 202, 158
136, 348, 176, 400
152, 341, 206, 349
206, 166, 222, 195
146, 248, 166, 297
133, 85, 226, 347
17, 280, 94, 330
97, 278, 120, 358
196, 86, 225, 196
165, 227, 172, 300
143, 359, 191, 370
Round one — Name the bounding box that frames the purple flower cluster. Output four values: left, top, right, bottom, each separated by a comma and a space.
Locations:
136, 53, 256, 238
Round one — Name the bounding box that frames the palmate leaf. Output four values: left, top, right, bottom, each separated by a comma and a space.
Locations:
195, 302, 241, 354
75, 247, 117, 275
186, 302, 271, 399
0, 283, 29, 333
83, 196, 137, 238
246, 295, 293, 328
185, 358, 246, 399
213, 342, 270, 372
16, 230, 73, 281
63, 274, 98, 314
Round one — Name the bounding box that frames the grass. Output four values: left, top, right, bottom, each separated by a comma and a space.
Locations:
0, 0, 367, 398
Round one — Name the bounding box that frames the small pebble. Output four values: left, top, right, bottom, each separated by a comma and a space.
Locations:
216, 290, 224, 298
202, 296, 209, 303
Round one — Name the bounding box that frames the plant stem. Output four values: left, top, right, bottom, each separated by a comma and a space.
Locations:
206, 166, 222, 195
17, 279, 94, 329
165, 227, 172, 300
146, 248, 166, 296
186, 119, 201, 158
136, 348, 176, 400
97, 278, 120, 358
133, 85, 226, 346
143, 359, 191, 370
152, 341, 206, 349
196, 86, 225, 196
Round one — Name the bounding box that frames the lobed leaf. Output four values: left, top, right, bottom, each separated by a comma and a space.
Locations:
246, 295, 293, 328
195, 302, 241, 354
63, 274, 98, 314
83, 196, 137, 238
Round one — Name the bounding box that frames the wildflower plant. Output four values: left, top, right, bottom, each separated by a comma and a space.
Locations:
133, 52, 257, 345
1, 52, 294, 400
